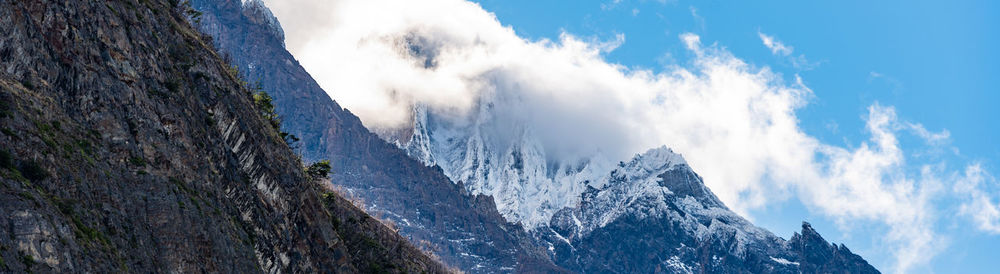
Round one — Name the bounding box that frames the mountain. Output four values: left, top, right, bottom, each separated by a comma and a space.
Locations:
0, 0, 444, 272
188, 0, 565, 272
396, 94, 879, 273
540, 147, 877, 273
188, 0, 880, 273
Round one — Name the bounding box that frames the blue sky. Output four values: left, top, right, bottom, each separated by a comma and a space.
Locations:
473, 0, 999, 272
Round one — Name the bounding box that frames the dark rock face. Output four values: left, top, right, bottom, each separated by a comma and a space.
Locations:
322, 192, 452, 273
188, 0, 564, 272
0, 0, 443, 273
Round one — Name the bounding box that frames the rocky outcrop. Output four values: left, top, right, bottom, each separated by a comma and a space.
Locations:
790, 222, 880, 274
0, 0, 443, 272
188, 0, 564, 272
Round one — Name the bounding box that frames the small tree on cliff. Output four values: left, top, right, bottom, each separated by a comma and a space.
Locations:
305, 160, 331, 182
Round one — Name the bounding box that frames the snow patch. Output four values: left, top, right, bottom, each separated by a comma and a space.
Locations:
665, 256, 694, 274
770, 256, 800, 266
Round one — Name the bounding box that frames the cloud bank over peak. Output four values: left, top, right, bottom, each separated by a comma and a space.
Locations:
264, 0, 988, 271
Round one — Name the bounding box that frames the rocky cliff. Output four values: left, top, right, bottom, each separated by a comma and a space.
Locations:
0, 0, 444, 272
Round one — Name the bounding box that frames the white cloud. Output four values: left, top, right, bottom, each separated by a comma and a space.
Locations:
907, 122, 950, 146
809, 105, 948, 271
758, 31, 817, 70
758, 31, 793, 56
955, 164, 1000, 234
264, 0, 985, 271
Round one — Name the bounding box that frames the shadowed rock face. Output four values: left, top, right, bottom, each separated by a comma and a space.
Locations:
0, 0, 444, 273
188, 0, 565, 272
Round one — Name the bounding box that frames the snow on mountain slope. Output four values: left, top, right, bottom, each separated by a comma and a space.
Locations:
394, 100, 617, 228
562, 146, 732, 235
543, 147, 794, 272
554, 146, 777, 248
537, 146, 878, 273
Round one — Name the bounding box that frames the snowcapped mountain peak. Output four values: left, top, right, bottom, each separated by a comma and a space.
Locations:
598, 146, 688, 188
633, 146, 687, 170
549, 145, 731, 236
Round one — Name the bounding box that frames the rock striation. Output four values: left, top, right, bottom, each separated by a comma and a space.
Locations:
0, 0, 444, 272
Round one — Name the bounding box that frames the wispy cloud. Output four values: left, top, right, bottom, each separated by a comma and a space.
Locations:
907, 122, 951, 146
758, 31, 818, 70
758, 31, 793, 56
689, 6, 705, 31
600, 0, 624, 11
869, 71, 905, 95
811, 104, 948, 271
265, 0, 987, 271
955, 164, 1000, 234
